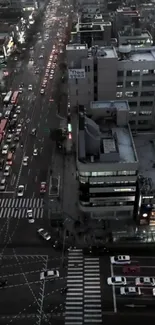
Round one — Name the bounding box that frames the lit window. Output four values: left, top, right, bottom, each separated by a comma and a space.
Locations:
139, 111, 152, 116
116, 92, 122, 98
125, 91, 133, 97
132, 70, 140, 75
143, 69, 149, 75
129, 111, 136, 115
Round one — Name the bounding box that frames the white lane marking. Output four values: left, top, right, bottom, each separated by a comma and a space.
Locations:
11, 174, 16, 186
110, 260, 117, 313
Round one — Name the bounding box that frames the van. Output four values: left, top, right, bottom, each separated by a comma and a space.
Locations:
6, 152, 13, 165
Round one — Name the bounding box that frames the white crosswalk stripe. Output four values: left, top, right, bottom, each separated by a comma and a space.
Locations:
0, 198, 44, 219
65, 249, 102, 325
84, 257, 102, 324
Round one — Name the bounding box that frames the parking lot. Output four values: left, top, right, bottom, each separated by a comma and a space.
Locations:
100, 255, 155, 315
0, 254, 66, 324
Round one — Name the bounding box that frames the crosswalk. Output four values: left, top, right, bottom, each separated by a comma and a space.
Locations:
0, 198, 44, 219
65, 249, 102, 325
0, 198, 43, 208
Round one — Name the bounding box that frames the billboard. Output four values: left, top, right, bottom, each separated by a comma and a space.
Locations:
68, 69, 85, 79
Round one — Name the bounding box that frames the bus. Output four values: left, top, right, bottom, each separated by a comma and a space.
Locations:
3, 91, 13, 105
0, 119, 7, 137
11, 91, 19, 105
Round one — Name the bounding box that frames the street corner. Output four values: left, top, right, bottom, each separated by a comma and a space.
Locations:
0, 254, 48, 324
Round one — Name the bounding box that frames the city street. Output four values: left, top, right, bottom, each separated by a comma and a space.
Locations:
0, 254, 67, 325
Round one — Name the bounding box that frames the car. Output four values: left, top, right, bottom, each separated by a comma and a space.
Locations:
19, 87, 23, 93
152, 288, 155, 296
40, 89, 45, 94
35, 69, 39, 74
40, 182, 46, 193
14, 57, 17, 61
45, 73, 48, 77
4, 111, 11, 119
37, 228, 51, 241
120, 287, 141, 296
0, 178, 6, 191
31, 128, 36, 136
107, 276, 127, 285
17, 185, 24, 197
110, 256, 131, 265
33, 148, 38, 156
23, 156, 29, 166
0, 159, 4, 170
2, 145, 9, 155
46, 69, 50, 73
14, 135, 20, 142
49, 98, 54, 102
6, 134, 13, 143
49, 75, 53, 80
123, 266, 140, 274
16, 124, 22, 134
28, 84, 32, 91
10, 144, 16, 152
3, 165, 10, 177
41, 46, 45, 49
27, 209, 34, 223
16, 107, 21, 114
135, 277, 155, 286
12, 114, 18, 121
39, 55, 44, 59
40, 269, 59, 280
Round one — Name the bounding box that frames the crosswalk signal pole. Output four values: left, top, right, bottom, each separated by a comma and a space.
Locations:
61, 228, 66, 267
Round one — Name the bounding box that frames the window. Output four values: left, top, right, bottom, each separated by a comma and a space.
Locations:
125, 91, 133, 97
129, 102, 137, 107
143, 69, 149, 75
88, 78, 91, 84
141, 91, 154, 97
129, 111, 136, 115
117, 71, 123, 77
85, 66, 87, 72
139, 111, 152, 116
142, 80, 155, 87
132, 70, 140, 75
88, 66, 90, 72
116, 92, 122, 98
140, 101, 153, 107
127, 70, 132, 76
76, 89, 78, 96
75, 79, 78, 84
117, 82, 123, 88
126, 81, 139, 87
138, 120, 149, 125
94, 76, 97, 82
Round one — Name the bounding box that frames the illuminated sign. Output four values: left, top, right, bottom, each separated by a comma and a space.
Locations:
68, 69, 85, 79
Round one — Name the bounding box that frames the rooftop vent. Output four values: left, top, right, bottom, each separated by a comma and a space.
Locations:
119, 44, 132, 54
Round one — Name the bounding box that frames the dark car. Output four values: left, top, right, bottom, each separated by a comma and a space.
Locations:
123, 266, 140, 274
10, 144, 16, 152
14, 135, 20, 142
0, 159, 4, 170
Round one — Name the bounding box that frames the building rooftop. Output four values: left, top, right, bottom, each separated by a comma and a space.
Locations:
118, 29, 151, 39
78, 101, 138, 164
116, 7, 140, 16
88, 46, 117, 58
134, 133, 155, 191
130, 49, 155, 61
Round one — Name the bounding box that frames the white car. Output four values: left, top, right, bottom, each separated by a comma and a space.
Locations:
16, 124, 22, 133
13, 114, 17, 121
16, 106, 21, 114
107, 276, 127, 285
17, 185, 24, 197
110, 256, 131, 265
135, 277, 155, 286
23, 156, 29, 166
49, 75, 53, 80
40, 269, 59, 280
19, 87, 23, 93
4, 111, 11, 118
2, 145, 9, 155
28, 84, 33, 91
120, 287, 141, 296
37, 228, 51, 241
27, 209, 34, 223
40, 89, 45, 94
152, 288, 155, 296
0, 178, 6, 191
33, 148, 38, 156
3, 166, 10, 177
6, 134, 13, 143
